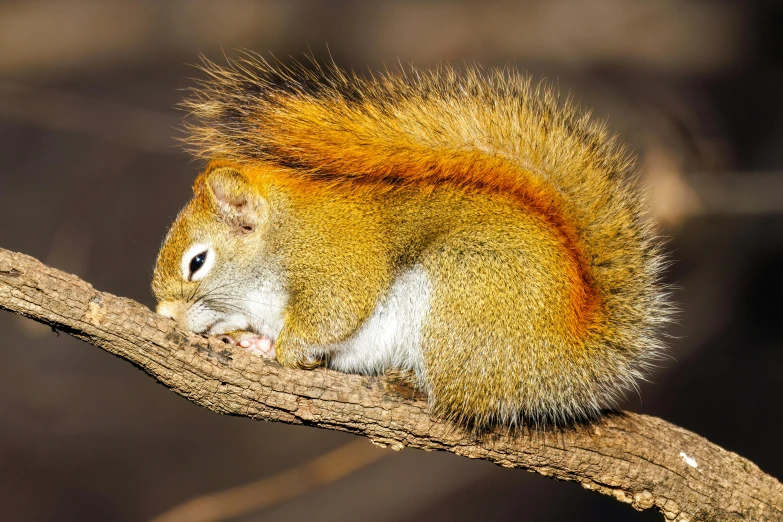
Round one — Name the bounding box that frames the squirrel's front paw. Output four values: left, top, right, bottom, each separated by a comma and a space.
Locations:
219, 331, 276, 359
275, 331, 323, 370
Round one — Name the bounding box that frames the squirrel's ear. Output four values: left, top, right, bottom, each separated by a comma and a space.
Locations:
203, 167, 268, 232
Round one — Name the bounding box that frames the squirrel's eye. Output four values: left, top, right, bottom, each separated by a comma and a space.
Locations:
189, 252, 207, 276
181, 244, 214, 282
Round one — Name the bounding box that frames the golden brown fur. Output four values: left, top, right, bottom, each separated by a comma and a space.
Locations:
153, 55, 671, 427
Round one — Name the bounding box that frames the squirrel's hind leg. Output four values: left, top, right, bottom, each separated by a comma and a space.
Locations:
417, 213, 586, 427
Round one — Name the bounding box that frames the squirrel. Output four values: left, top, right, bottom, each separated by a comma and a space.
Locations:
152, 56, 671, 428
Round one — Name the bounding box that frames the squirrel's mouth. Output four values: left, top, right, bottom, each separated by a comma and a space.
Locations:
201, 321, 219, 336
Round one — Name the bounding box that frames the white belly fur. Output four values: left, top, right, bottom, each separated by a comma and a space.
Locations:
328, 264, 430, 381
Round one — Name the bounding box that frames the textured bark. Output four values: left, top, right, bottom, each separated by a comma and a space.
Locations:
0, 247, 780, 521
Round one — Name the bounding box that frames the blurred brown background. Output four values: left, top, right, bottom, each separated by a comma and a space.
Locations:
0, 1, 781, 520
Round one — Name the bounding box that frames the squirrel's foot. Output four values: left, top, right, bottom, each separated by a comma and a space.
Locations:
274, 330, 324, 370
219, 331, 276, 359
276, 345, 323, 369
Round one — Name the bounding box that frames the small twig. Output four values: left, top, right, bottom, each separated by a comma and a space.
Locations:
0, 246, 781, 521
148, 439, 390, 522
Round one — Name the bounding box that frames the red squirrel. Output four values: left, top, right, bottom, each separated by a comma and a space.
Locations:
152, 58, 671, 427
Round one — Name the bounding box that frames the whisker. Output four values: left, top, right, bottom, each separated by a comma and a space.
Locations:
206, 294, 279, 307
188, 278, 203, 303
200, 298, 270, 325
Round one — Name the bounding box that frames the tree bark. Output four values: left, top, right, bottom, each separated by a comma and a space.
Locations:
0, 247, 780, 521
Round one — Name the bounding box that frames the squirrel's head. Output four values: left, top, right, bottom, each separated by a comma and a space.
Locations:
152, 165, 282, 336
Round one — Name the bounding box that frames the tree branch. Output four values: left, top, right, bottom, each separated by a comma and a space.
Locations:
0, 247, 780, 521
